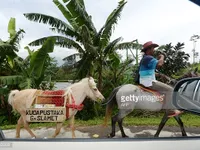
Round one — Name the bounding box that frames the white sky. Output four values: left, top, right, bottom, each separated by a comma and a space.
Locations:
1, 0, 200, 65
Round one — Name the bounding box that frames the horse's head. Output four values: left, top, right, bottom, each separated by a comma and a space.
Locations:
85, 76, 105, 102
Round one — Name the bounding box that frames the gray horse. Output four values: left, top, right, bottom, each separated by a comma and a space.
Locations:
103, 68, 199, 138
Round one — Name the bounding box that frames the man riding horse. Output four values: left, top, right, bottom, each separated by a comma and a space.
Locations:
137, 41, 182, 117
104, 41, 198, 138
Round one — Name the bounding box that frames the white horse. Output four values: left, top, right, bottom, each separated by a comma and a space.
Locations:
8, 77, 105, 138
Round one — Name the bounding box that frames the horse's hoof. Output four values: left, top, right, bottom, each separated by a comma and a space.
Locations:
31, 137, 36, 139
182, 134, 187, 137
122, 135, 129, 138
107, 133, 115, 138
154, 134, 159, 137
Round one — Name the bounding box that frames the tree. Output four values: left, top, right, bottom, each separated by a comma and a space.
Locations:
0, 18, 25, 76
154, 42, 190, 77
23, 0, 140, 90
0, 38, 56, 89
102, 57, 134, 96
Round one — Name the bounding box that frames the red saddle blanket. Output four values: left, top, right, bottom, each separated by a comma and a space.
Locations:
36, 90, 65, 106
137, 85, 165, 102
35, 90, 84, 118
42, 90, 65, 96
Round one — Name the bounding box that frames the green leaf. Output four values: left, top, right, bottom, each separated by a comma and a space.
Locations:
28, 36, 84, 53
63, 0, 96, 33
19, 78, 34, 89
6, 55, 14, 69
109, 53, 120, 68
8, 29, 25, 52
14, 56, 29, 77
100, 0, 127, 47
24, 13, 73, 31
104, 37, 122, 56
53, 0, 78, 29
29, 37, 56, 79
0, 75, 23, 86
114, 41, 142, 51
24, 46, 34, 56
50, 28, 81, 41
8, 18, 16, 38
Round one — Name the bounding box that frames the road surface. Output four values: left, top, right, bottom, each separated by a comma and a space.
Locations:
3, 125, 200, 139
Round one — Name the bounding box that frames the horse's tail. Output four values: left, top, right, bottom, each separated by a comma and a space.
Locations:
103, 86, 121, 127
8, 90, 19, 109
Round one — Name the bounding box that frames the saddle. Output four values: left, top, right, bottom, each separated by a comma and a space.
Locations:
36, 90, 65, 106
34, 90, 84, 118
137, 84, 165, 103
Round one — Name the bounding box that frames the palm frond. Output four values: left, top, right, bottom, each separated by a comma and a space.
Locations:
114, 41, 142, 51
53, 0, 79, 30
8, 29, 25, 52
8, 18, 16, 38
29, 37, 56, 79
55, 37, 85, 54
0, 41, 12, 51
50, 28, 81, 41
14, 57, 29, 77
78, 25, 97, 54
24, 13, 73, 31
0, 75, 23, 86
117, 59, 134, 77
19, 78, 35, 89
28, 36, 84, 53
104, 37, 122, 56
100, 0, 127, 47
64, 0, 97, 34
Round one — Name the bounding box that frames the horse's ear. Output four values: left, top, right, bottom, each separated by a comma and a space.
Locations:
88, 76, 92, 81
88, 76, 93, 80
194, 67, 198, 73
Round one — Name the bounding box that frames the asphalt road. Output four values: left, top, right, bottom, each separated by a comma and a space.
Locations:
3, 125, 200, 139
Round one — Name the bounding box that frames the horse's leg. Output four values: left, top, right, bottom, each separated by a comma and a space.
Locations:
118, 118, 128, 138
173, 115, 187, 136
52, 122, 63, 138
108, 114, 118, 138
22, 117, 36, 138
69, 116, 76, 138
109, 109, 131, 138
117, 109, 133, 138
16, 116, 23, 138
154, 111, 169, 137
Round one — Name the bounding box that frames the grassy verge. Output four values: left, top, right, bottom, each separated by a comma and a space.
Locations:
1, 113, 200, 130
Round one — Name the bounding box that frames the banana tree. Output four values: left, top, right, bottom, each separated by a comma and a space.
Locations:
0, 18, 25, 76
0, 37, 56, 89
24, 0, 141, 90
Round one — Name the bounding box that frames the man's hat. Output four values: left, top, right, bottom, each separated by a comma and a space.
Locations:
141, 41, 159, 52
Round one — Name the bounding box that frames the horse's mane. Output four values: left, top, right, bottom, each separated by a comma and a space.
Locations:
63, 77, 94, 96
67, 77, 91, 89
